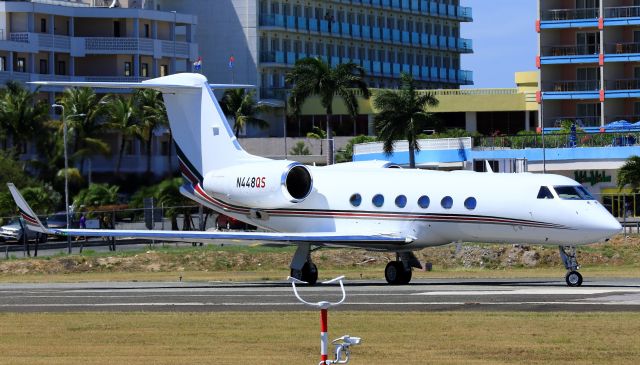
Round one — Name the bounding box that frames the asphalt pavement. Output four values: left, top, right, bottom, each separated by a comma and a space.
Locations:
0, 278, 638, 312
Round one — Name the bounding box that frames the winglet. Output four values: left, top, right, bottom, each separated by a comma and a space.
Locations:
6, 183, 51, 234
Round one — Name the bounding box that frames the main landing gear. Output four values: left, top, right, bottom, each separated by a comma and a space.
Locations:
384, 252, 424, 285
559, 246, 583, 287
290, 243, 318, 285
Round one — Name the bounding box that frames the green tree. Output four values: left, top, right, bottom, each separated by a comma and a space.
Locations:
0, 81, 49, 155
219, 88, 269, 137
289, 141, 310, 156
374, 73, 439, 168
157, 178, 194, 230
73, 183, 119, 209
104, 94, 140, 176
58, 87, 111, 174
286, 57, 370, 165
136, 89, 169, 175
21, 185, 61, 215
0, 151, 37, 219
617, 156, 640, 192
306, 126, 327, 155
335, 135, 378, 163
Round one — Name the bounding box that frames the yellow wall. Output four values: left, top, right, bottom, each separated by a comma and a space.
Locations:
298, 71, 540, 115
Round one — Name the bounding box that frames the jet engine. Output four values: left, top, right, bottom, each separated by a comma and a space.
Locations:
202, 161, 313, 209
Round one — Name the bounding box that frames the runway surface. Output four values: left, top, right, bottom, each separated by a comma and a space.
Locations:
1, 278, 639, 312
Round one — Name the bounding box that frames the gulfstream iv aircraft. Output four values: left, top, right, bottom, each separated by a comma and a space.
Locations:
10, 73, 622, 286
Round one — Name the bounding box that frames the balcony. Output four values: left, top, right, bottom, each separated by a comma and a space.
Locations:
543, 80, 600, 92
604, 6, 640, 19
540, 8, 599, 29
542, 80, 600, 100
606, 79, 640, 98
544, 116, 601, 128
258, 14, 473, 53
338, 0, 472, 22
6, 33, 192, 58
540, 44, 600, 64
260, 51, 473, 85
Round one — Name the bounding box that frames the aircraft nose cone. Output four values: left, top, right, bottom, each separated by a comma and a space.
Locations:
595, 215, 622, 238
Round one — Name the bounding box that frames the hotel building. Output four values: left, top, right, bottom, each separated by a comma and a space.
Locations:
538, 0, 640, 128
157, 0, 474, 136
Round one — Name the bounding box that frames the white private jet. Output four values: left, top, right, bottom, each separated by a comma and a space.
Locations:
9, 73, 622, 287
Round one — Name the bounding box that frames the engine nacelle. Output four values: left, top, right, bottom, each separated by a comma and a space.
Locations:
202, 161, 313, 209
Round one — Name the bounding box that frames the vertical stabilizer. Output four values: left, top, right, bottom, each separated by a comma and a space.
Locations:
141, 74, 263, 181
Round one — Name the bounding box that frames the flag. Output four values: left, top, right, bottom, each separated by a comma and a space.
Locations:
193, 57, 202, 71
228, 55, 235, 69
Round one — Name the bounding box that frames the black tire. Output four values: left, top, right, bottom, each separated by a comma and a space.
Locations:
565, 271, 583, 287
290, 262, 318, 285
302, 262, 318, 285
385, 262, 412, 285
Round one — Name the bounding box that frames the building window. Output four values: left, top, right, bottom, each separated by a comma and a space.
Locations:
0, 57, 5, 71
372, 194, 384, 208
160, 64, 168, 76
417, 195, 430, 209
441, 196, 453, 209
40, 18, 47, 33
160, 140, 170, 156
39, 59, 47, 74
635, 102, 640, 117
350, 193, 362, 207
57, 61, 66, 75
144, 24, 150, 38
114, 21, 121, 37
141, 63, 149, 77
464, 197, 477, 210
16, 58, 25, 72
124, 62, 131, 76
395, 195, 407, 208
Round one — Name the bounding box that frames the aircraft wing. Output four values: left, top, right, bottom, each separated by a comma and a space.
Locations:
51, 228, 412, 246
7, 183, 412, 247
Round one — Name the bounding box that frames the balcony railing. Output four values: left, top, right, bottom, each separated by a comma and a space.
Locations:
607, 79, 640, 90
258, 14, 472, 53
542, 80, 600, 92
606, 42, 640, 54
474, 131, 640, 150
333, 0, 472, 21
604, 6, 640, 18
259, 51, 473, 85
541, 44, 600, 57
541, 8, 599, 21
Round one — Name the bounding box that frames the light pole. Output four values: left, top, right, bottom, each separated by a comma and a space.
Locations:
171, 10, 176, 74
52, 104, 85, 254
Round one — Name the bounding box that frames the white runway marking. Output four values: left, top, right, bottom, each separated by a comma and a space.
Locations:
413, 288, 640, 296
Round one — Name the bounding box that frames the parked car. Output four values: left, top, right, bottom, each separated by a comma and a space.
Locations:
0, 218, 47, 243
215, 214, 256, 231
46, 212, 78, 229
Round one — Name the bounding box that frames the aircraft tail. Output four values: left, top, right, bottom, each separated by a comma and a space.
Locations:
31, 73, 263, 184
6, 183, 52, 234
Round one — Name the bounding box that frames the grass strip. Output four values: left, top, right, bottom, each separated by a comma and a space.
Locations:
0, 311, 638, 364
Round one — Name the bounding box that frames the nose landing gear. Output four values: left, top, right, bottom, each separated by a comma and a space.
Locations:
559, 246, 583, 287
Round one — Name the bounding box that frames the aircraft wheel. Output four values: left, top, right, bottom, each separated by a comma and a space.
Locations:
385, 261, 410, 285
290, 262, 318, 285
301, 262, 318, 285
565, 271, 583, 287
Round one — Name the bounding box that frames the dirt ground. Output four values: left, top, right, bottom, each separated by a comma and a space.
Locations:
1, 234, 638, 276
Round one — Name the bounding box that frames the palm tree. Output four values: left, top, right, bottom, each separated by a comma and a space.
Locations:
136, 89, 169, 175
219, 88, 269, 137
374, 73, 439, 169
306, 126, 327, 155
617, 156, 640, 192
58, 87, 111, 174
286, 57, 370, 165
0, 81, 49, 155
104, 94, 140, 176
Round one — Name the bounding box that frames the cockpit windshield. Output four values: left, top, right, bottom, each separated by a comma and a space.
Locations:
553, 185, 595, 200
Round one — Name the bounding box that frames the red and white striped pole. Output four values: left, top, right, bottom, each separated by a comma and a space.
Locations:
320, 308, 329, 364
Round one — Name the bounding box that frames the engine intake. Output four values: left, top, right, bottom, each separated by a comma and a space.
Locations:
202, 161, 314, 209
